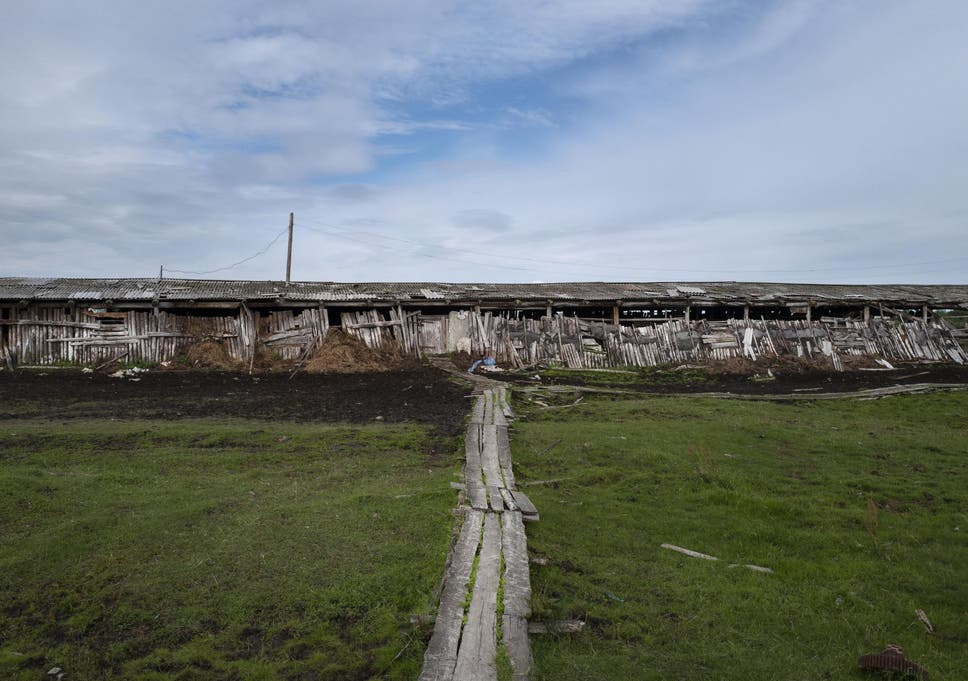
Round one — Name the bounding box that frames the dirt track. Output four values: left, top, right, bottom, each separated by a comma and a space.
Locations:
0, 367, 473, 437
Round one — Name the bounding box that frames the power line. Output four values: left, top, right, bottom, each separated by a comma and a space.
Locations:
165, 227, 288, 276
299, 224, 533, 272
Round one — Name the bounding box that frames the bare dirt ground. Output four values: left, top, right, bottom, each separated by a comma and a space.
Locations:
491, 362, 968, 395
0, 367, 472, 437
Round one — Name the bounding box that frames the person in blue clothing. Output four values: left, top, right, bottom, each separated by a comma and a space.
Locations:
467, 348, 496, 374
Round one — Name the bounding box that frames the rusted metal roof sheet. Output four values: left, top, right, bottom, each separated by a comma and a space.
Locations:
1, 277, 967, 306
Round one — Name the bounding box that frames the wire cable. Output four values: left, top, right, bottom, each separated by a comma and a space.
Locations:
164, 227, 288, 276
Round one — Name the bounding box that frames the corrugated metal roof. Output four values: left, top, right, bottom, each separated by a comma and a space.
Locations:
1, 277, 967, 306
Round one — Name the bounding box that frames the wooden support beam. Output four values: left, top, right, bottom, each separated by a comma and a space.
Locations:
612, 304, 620, 326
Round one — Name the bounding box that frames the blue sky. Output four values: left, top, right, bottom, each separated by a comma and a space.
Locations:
1, 0, 966, 283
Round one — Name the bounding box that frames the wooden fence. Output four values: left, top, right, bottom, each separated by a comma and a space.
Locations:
1, 305, 964, 369
409, 311, 967, 370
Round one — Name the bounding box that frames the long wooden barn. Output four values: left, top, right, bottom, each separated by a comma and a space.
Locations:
1, 278, 967, 369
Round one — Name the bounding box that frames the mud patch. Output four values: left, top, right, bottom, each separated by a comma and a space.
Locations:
0, 367, 473, 438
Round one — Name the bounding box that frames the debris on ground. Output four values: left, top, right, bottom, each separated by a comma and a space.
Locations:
661, 543, 718, 561
858, 645, 929, 679
916, 608, 935, 634
727, 563, 774, 574
529, 620, 586, 634
109, 366, 149, 379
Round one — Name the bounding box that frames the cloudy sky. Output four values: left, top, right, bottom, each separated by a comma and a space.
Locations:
2, 0, 966, 283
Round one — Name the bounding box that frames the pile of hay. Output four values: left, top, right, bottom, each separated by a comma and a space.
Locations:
181, 340, 237, 369
304, 329, 410, 373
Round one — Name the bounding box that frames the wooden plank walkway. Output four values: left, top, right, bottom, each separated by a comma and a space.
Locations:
420, 381, 534, 680
419, 510, 483, 681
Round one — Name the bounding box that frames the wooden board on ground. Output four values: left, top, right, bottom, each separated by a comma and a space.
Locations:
495, 425, 515, 489
464, 426, 487, 510
480, 425, 505, 490
487, 485, 504, 513
502, 511, 532, 680
510, 490, 539, 520
419, 510, 484, 681
453, 513, 502, 681
470, 394, 485, 424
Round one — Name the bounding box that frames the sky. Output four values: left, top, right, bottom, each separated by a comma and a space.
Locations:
1, 0, 967, 284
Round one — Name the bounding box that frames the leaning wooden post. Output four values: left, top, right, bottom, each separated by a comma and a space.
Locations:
743, 304, 750, 322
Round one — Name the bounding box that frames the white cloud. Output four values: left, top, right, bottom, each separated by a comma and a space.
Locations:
0, 1, 966, 283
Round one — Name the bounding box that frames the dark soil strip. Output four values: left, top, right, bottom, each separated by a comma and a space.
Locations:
0, 368, 472, 437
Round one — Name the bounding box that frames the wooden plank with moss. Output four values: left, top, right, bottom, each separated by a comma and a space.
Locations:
419, 509, 484, 681
453, 512, 503, 681
502, 510, 533, 680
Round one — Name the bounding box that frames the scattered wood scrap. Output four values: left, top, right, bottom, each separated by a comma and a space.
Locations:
858, 645, 929, 680
661, 543, 718, 561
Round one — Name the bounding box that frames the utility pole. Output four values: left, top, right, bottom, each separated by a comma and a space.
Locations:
286, 212, 294, 286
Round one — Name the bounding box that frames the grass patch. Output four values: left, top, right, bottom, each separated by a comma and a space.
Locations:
0, 418, 459, 680
512, 392, 968, 680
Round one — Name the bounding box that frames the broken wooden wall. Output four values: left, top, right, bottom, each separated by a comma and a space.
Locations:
0, 305, 328, 366
388, 311, 965, 370
3, 303, 965, 370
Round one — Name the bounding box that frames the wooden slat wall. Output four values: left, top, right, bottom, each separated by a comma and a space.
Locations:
440, 311, 967, 369
0, 305, 327, 365
3, 304, 965, 368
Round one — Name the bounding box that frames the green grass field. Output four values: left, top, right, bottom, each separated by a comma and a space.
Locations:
0, 419, 459, 680
512, 392, 968, 680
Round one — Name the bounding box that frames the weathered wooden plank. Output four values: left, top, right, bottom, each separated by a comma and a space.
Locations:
486, 485, 504, 513
465, 426, 487, 510
500, 386, 514, 419
495, 425, 515, 490
453, 513, 501, 681
469, 394, 486, 425
480, 425, 505, 490
419, 509, 484, 681
502, 510, 532, 680
499, 487, 518, 511
501, 511, 531, 618
510, 490, 539, 520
